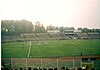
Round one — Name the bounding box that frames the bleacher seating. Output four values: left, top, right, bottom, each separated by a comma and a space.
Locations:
36, 33, 51, 40
13, 36, 25, 41
63, 33, 77, 39
76, 33, 89, 39
88, 32, 100, 39
21, 33, 39, 41
49, 33, 64, 40
1, 32, 100, 42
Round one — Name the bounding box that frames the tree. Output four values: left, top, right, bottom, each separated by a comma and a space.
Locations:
82, 28, 89, 33
1, 19, 34, 36
59, 26, 64, 33
46, 25, 55, 30
63, 27, 75, 30
77, 27, 82, 30
34, 21, 46, 33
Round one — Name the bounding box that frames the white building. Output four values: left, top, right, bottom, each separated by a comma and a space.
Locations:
47, 30, 60, 33
74, 30, 81, 33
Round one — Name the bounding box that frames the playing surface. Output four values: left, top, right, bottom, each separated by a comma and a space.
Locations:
2, 40, 100, 58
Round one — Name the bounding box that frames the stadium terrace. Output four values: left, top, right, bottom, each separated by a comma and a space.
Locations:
1, 20, 100, 70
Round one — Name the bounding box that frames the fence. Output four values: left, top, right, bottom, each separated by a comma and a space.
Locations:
2, 57, 81, 70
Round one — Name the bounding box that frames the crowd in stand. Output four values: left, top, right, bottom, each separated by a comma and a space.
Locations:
1, 66, 95, 70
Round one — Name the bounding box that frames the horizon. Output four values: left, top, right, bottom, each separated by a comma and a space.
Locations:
1, 0, 100, 29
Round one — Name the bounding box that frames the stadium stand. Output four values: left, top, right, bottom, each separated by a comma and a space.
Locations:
87, 32, 100, 39
1, 36, 12, 42
21, 33, 39, 41
63, 33, 77, 39
1, 31, 100, 42
1, 36, 25, 42
76, 33, 89, 39
36, 33, 52, 40
63, 30, 78, 39
13, 36, 25, 41
49, 33, 64, 40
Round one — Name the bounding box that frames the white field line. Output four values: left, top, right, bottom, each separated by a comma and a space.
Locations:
27, 41, 31, 58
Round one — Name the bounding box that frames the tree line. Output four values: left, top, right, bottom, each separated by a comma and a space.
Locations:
1, 19, 100, 37
1, 20, 33, 36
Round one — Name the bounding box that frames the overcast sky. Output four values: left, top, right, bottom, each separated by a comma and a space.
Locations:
0, 0, 100, 29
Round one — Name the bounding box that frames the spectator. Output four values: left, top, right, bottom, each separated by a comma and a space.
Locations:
91, 68, 95, 70
54, 67, 58, 70
43, 68, 47, 70
77, 67, 82, 70
66, 67, 69, 70
61, 66, 65, 70
48, 67, 53, 70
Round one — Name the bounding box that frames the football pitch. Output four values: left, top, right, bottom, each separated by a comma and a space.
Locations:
2, 39, 100, 58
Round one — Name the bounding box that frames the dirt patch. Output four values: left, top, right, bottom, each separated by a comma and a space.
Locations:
2, 55, 100, 69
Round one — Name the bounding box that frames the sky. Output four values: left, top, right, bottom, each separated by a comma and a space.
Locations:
0, 0, 100, 29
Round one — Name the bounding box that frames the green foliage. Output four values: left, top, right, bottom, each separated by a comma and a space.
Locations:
1, 20, 100, 36
1, 19, 33, 36
34, 21, 46, 33
82, 28, 100, 33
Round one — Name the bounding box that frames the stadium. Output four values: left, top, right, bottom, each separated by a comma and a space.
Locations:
1, 20, 100, 70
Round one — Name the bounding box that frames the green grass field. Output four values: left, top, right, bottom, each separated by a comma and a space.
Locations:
2, 39, 100, 58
